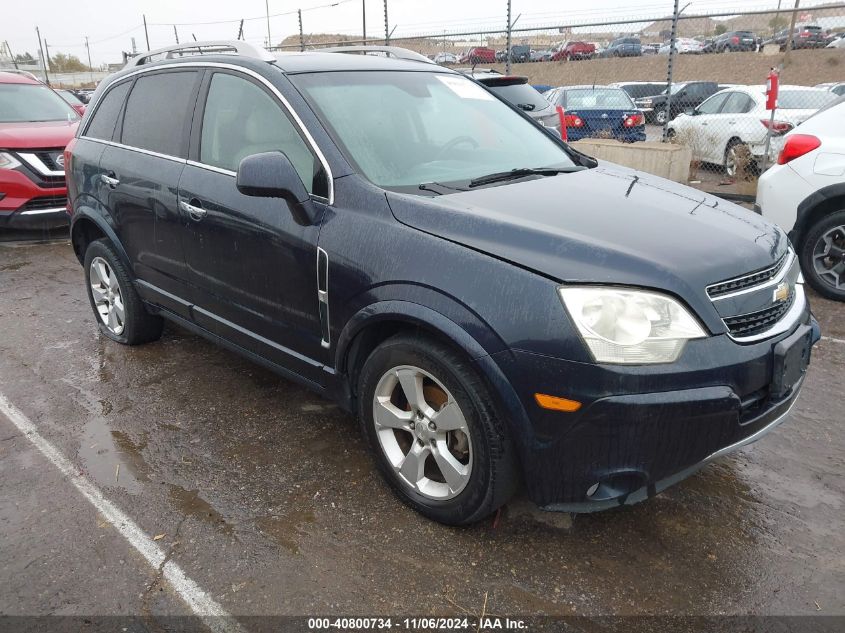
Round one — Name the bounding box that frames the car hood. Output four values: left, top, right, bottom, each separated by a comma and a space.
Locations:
0, 120, 79, 149
386, 163, 787, 321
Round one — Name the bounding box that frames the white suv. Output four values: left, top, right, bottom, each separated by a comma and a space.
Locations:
756, 97, 845, 301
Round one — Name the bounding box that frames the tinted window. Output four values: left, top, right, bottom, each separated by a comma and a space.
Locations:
721, 92, 754, 114
200, 72, 320, 194
697, 93, 728, 114
487, 83, 550, 111
84, 82, 130, 141
562, 88, 635, 109
121, 72, 198, 157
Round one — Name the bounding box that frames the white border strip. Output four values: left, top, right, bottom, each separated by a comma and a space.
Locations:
821, 335, 845, 345
0, 393, 245, 633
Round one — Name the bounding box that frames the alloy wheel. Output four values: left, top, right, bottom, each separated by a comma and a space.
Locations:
812, 225, 845, 291
372, 365, 472, 500
89, 256, 125, 335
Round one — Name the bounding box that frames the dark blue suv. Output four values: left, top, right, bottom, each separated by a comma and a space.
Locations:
66, 42, 819, 525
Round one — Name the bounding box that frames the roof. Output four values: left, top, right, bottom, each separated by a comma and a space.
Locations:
0, 71, 42, 85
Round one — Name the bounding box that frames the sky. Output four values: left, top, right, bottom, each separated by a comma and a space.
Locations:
1, 0, 834, 65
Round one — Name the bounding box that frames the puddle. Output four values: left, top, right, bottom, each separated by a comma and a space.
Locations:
256, 508, 316, 554
78, 417, 148, 494
168, 484, 234, 535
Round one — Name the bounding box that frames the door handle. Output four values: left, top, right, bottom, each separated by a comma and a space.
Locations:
179, 199, 207, 221
101, 173, 119, 188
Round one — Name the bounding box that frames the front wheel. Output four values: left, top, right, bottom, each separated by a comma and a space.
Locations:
655, 109, 668, 125
357, 334, 518, 525
799, 211, 845, 301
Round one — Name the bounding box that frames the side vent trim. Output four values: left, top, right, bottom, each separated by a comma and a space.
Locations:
317, 247, 330, 348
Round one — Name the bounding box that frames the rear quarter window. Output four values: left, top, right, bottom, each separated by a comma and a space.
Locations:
120, 71, 199, 157
84, 82, 131, 141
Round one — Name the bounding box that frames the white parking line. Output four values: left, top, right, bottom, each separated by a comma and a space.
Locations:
821, 336, 845, 345
0, 393, 245, 633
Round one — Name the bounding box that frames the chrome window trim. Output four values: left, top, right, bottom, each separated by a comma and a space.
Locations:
81, 61, 334, 204
185, 160, 236, 177
76, 137, 187, 164
17, 152, 65, 177
708, 249, 794, 302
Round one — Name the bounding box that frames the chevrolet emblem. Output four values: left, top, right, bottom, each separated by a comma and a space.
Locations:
773, 281, 790, 303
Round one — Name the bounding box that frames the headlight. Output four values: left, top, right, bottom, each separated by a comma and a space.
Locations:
0, 151, 21, 170
559, 286, 706, 364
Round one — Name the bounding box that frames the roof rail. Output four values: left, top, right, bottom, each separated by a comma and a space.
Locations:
0, 68, 42, 82
125, 40, 275, 68
315, 46, 435, 64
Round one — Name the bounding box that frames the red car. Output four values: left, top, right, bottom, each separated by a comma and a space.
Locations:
0, 71, 79, 229
551, 41, 596, 61
459, 47, 496, 64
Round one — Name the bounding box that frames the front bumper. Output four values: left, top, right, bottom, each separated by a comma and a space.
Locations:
1, 168, 69, 229
490, 310, 819, 509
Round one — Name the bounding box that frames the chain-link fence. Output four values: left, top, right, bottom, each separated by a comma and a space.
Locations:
267, 0, 845, 199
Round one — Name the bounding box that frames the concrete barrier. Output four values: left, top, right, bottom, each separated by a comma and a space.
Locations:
570, 139, 693, 183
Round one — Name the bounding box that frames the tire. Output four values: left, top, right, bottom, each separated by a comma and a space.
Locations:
798, 210, 845, 301
655, 109, 668, 125
357, 333, 518, 525
83, 238, 164, 345
724, 138, 750, 178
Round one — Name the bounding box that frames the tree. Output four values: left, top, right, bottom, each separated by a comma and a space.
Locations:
14, 52, 36, 63
714, 24, 727, 36
769, 16, 788, 32
48, 52, 89, 73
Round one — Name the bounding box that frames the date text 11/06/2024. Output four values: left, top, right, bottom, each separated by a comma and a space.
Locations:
307, 617, 529, 630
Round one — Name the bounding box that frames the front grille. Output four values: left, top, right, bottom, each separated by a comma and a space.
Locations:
723, 290, 795, 337
20, 195, 67, 211
33, 150, 63, 172
707, 254, 787, 298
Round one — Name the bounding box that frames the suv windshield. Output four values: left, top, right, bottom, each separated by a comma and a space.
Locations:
0, 83, 79, 123
293, 70, 575, 190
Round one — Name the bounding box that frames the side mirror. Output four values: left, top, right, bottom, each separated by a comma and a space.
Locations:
236, 151, 319, 225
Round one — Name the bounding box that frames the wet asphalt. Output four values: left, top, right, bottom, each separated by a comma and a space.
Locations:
0, 232, 843, 626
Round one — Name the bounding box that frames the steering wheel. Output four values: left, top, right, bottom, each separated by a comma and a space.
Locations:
434, 135, 479, 161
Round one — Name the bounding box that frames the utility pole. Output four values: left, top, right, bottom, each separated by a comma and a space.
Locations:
142, 14, 150, 51
298, 9, 304, 51
506, 0, 512, 75
44, 39, 54, 76
36, 27, 50, 84
265, 0, 272, 48
783, 0, 801, 65
384, 0, 389, 45
85, 36, 93, 83
5, 41, 19, 69
237, 19, 244, 41
362, 0, 367, 44
173, 25, 179, 44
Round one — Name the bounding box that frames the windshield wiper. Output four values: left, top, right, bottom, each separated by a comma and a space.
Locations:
468, 166, 585, 188
516, 103, 536, 111
418, 182, 469, 196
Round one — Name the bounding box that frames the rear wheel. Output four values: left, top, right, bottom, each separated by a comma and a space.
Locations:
799, 211, 845, 301
357, 334, 518, 525
83, 239, 164, 345
724, 138, 751, 178
655, 109, 668, 125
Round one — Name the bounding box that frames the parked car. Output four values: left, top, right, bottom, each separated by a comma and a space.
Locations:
658, 38, 705, 55
495, 49, 508, 62
551, 41, 596, 61
611, 81, 666, 101
55, 88, 87, 116
826, 33, 845, 48
756, 96, 845, 301
599, 37, 642, 57
508, 45, 532, 63
667, 86, 837, 176
469, 74, 560, 132
71, 89, 94, 104
459, 47, 496, 64
67, 42, 818, 525
815, 82, 845, 96
641, 81, 723, 124
0, 70, 79, 229
433, 52, 458, 65
763, 24, 827, 50
642, 43, 661, 55
544, 85, 645, 142
711, 30, 758, 52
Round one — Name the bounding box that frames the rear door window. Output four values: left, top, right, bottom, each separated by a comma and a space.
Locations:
84, 82, 130, 141
120, 71, 200, 157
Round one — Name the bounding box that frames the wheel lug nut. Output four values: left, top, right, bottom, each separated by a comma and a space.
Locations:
428, 422, 436, 431
409, 421, 415, 429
